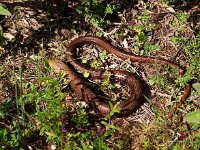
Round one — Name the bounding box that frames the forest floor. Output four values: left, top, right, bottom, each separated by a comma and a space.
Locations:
0, 0, 200, 149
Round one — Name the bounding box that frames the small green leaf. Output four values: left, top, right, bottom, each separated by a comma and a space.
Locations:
149, 79, 155, 86
92, 0, 98, 4
99, 50, 108, 62
90, 60, 100, 68
45, 131, 57, 138
101, 121, 118, 130
83, 72, 90, 78
0, 5, 11, 16
76, 7, 83, 14
183, 110, 200, 123
82, 58, 88, 64
192, 83, 200, 92
101, 71, 111, 87
81, 142, 88, 150
105, 4, 114, 14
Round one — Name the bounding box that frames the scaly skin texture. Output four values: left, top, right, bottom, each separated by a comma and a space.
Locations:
49, 35, 191, 118
49, 60, 145, 116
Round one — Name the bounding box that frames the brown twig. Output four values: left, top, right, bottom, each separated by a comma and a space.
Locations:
167, 83, 191, 119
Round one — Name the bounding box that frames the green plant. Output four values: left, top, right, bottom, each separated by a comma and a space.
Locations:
62, 102, 120, 149
192, 83, 200, 94
0, 56, 125, 149
29, 77, 66, 143
0, 4, 11, 16
183, 103, 200, 131
0, 121, 22, 148
192, 133, 200, 150
131, 23, 160, 55
172, 32, 199, 87
129, 5, 160, 55
73, 108, 90, 128
149, 74, 172, 90
81, 49, 116, 91
176, 12, 188, 23
0, 67, 29, 149
93, 103, 120, 150
0, 58, 66, 148
183, 110, 200, 124
76, 0, 115, 27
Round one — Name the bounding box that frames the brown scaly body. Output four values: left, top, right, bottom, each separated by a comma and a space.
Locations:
49, 35, 191, 118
